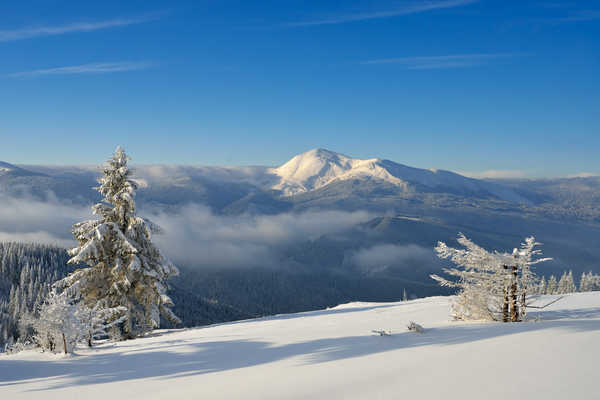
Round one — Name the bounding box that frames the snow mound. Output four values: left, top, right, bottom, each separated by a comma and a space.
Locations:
2, 292, 598, 400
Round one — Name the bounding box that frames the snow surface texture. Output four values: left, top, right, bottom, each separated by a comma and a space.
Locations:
270, 148, 530, 203
2, 292, 598, 399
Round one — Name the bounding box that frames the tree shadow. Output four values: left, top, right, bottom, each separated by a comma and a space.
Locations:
2, 312, 599, 391
527, 307, 600, 321
199, 303, 401, 329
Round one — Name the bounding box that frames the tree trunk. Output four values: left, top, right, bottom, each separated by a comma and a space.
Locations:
510, 265, 519, 322
88, 331, 93, 347
62, 332, 68, 354
502, 266, 509, 322
520, 290, 527, 320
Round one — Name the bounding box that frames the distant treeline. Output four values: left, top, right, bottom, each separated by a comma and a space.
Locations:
0, 243, 75, 350
3, 242, 597, 350
1, 242, 446, 349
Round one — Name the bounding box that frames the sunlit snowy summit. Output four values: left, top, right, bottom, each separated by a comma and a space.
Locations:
270, 148, 528, 203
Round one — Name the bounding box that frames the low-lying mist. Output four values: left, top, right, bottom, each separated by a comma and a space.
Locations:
0, 192, 378, 268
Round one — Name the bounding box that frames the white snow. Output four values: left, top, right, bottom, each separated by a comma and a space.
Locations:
269, 148, 530, 203
0, 161, 18, 174
270, 148, 407, 195
2, 292, 598, 399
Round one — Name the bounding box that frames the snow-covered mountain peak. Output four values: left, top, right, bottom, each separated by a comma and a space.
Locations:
270, 149, 402, 195
269, 149, 531, 204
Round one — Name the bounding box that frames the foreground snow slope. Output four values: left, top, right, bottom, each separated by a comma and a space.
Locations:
2, 293, 599, 400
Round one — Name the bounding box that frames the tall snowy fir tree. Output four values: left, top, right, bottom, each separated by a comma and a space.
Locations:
56, 147, 180, 339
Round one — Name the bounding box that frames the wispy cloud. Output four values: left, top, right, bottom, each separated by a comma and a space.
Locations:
362, 53, 518, 69
285, 0, 478, 27
458, 169, 530, 179
544, 9, 600, 23
7, 61, 154, 78
0, 13, 162, 42
566, 172, 599, 178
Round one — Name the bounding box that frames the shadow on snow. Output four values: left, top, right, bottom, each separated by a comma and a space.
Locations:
1, 307, 599, 391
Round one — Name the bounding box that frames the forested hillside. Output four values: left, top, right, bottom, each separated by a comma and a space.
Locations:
0, 243, 75, 349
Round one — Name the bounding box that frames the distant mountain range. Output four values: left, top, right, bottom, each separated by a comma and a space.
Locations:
1, 149, 599, 282
2, 148, 598, 221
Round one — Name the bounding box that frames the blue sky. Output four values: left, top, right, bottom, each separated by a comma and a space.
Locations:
1, 0, 599, 177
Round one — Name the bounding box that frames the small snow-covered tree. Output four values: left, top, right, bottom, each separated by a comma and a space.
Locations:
580, 272, 600, 292
566, 271, 576, 293
547, 275, 558, 294
76, 302, 127, 347
431, 234, 510, 321
30, 292, 85, 354
579, 272, 589, 292
556, 271, 577, 294
557, 272, 568, 294
513, 237, 552, 320
56, 147, 180, 339
537, 276, 547, 295
431, 234, 550, 322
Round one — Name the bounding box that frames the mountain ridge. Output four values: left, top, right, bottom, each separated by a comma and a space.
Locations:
269, 148, 530, 204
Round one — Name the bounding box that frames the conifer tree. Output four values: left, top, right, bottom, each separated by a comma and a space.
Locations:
579, 272, 588, 292
538, 276, 547, 295
547, 275, 558, 294
565, 270, 577, 293
56, 147, 180, 339
556, 271, 576, 294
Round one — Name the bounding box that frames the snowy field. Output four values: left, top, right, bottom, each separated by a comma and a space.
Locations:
2, 292, 599, 400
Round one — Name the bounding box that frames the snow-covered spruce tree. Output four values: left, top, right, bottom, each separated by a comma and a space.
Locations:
557, 272, 568, 294
430, 234, 550, 322
579, 272, 589, 292
579, 272, 600, 292
537, 276, 547, 295
547, 275, 558, 294
56, 147, 180, 339
554, 270, 577, 294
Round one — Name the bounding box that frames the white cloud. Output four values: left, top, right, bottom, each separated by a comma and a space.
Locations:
286, 0, 478, 27
349, 243, 434, 271
0, 14, 161, 42
0, 193, 90, 247
149, 205, 373, 267
362, 54, 517, 69
457, 169, 530, 179
543, 9, 600, 23
0, 194, 372, 268
7, 62, 154, 78
566, 172, 599, 178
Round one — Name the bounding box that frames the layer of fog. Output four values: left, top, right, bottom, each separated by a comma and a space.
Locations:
349, 243, 436, 274
148, 205, 373, 267
0, 193, 376, 268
